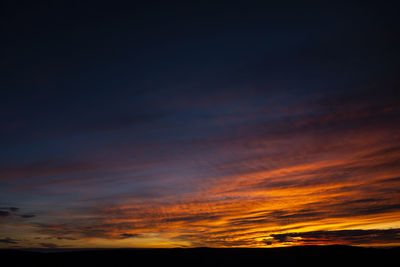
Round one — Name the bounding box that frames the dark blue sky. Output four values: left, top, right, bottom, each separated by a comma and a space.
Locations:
1, 1, 400, 248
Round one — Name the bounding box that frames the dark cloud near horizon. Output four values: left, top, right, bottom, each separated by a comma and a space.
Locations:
0, 237, 18, 244
270, 229, 400, 245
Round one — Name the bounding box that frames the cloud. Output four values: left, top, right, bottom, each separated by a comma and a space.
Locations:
0, 211, 10, 216
270, 229, 400, 245
20, 214, 36, 218
120, 233, 141, 239
2, 76, 400, 248
0, 207, 19, 214
0, 207, 37, 220
0, 237, 18, 244
56, 236, 77, 240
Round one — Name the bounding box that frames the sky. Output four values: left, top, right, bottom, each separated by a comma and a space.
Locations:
1, 1, 400, 248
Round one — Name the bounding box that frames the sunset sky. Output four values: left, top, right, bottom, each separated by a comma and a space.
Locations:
1, 1, 400, 248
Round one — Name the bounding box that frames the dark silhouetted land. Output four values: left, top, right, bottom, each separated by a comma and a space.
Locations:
1, 245, 399, 267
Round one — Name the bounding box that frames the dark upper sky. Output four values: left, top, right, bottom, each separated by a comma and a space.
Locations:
1, 1, 400, 248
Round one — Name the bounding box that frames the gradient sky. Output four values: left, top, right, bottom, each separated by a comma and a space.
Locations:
1, 1, 400, 248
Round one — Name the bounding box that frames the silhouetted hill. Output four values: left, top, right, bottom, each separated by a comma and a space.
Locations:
1, 245, 398, 267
